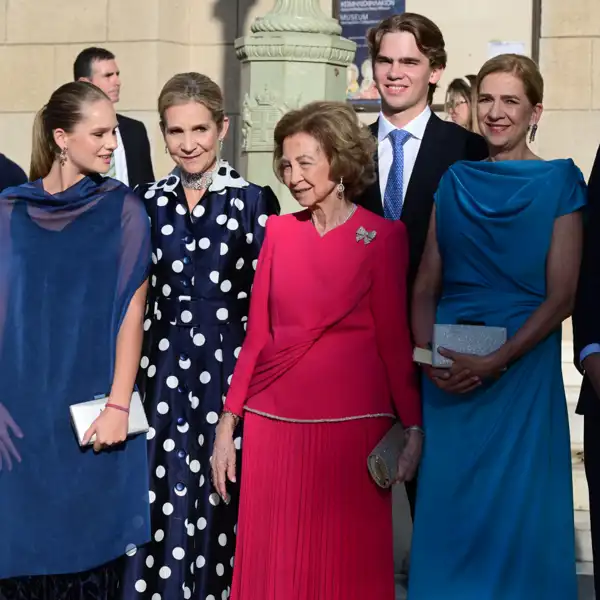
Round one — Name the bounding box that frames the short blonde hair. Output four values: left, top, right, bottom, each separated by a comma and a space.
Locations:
158, 72, 225, 130
273, 101, 376, 200
476, 54, 543, 105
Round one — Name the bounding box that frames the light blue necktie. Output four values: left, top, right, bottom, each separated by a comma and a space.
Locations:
384, 129, 412, 220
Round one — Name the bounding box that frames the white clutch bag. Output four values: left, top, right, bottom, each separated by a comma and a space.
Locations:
432, 324, 507, 367
69, 391, 149, 446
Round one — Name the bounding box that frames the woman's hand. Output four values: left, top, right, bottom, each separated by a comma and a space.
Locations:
394, 429, 423, 484
424, 363, 482, 394
82, 404, 129, 453
0, 403, 23, 471
431, 348, 507, 394
211, 413, 238, 503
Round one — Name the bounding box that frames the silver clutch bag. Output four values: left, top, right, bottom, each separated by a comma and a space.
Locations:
69, 391, 149, 446
432, 324, 507, 368
367, 422, 405, 489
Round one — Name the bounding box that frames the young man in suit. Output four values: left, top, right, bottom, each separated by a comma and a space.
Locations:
355, 13, 488, 518
573, 145, 600, 598
74, 47, 155, 189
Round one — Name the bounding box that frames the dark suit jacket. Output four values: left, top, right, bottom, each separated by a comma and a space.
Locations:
117, 114, 155, 189
355, 113, 488, 292
0, 154, 27, 192
573, 145, 600, 416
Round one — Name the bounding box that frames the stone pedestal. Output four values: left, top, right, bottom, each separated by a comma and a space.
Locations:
235, 0, 355, 213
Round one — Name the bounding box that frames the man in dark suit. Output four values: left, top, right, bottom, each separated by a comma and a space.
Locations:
74, 47, 155, 188
356, 13, 488, 518
573, 145, 600, 597
0, 154, 27, 192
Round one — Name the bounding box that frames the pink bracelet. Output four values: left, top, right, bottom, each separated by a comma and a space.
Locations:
105, 403, 130, 414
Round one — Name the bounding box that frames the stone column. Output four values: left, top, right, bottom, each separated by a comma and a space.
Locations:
235, 0, 356, 213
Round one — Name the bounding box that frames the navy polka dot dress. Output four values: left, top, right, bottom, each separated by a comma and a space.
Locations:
118, 162, 279, 600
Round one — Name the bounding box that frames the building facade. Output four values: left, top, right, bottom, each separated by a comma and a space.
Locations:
0, 0, 598, 180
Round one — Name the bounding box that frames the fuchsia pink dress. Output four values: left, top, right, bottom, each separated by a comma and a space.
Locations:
224, 206, 421, 600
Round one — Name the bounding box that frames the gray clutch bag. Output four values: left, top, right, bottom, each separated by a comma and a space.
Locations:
432, 324, 507, 368
367, 422, 405, 489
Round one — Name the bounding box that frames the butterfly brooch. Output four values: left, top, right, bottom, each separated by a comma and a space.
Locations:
356, 226, 376, 245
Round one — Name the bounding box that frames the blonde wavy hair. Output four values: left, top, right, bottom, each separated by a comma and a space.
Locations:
476, 54, 543, 106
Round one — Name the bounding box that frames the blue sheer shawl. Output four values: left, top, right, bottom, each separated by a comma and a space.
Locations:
0, 175, 151, 578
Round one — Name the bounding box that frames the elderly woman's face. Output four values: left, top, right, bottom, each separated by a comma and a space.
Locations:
280, 132, 336, 208
477, 72, 541, 152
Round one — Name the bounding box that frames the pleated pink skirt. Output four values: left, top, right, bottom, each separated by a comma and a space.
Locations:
230, 412, 396, 600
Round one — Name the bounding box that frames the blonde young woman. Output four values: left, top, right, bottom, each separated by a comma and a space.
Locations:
0, 81, 150, 600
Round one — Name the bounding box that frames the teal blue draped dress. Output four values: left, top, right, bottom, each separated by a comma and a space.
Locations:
408, 159, 586, 599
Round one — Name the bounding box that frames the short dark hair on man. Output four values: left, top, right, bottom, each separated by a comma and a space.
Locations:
73, 47, 115, 80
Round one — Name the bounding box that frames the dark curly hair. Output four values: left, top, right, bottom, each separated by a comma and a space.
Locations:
273, 101, 376, 200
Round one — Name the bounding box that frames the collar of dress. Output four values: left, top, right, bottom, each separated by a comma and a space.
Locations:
169, 161, 250, 193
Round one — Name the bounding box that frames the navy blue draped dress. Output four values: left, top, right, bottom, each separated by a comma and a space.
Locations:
0, 176, 151, 599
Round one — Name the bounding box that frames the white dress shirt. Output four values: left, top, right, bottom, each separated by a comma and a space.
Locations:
113, 127, 129, 187
377, 106, 432, 206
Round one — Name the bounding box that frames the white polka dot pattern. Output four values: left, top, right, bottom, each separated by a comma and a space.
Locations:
121, 165, 276, 599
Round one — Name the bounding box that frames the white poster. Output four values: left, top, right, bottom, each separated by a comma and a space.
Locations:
487, 41, 527, 59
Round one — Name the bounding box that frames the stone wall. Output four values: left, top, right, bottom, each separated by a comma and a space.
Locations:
0, 0, 331, 179
406, 0, 533, 106
358, 0, 599, 179
538, 0, 600, 178
1, 0, 598, 180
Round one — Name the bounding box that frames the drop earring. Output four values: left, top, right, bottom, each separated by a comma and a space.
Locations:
164, 144, 168, 154
529, 123, 538, 143
59, 147, 68, 167
336, 177, 345, 199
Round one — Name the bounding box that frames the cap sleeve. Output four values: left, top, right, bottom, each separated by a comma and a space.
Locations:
557, 161, 587, 217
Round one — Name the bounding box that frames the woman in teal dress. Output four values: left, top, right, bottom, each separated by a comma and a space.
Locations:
409, 54, 585, 599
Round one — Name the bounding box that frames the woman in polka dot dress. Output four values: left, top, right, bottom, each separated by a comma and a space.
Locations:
118, 73, 279, 600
